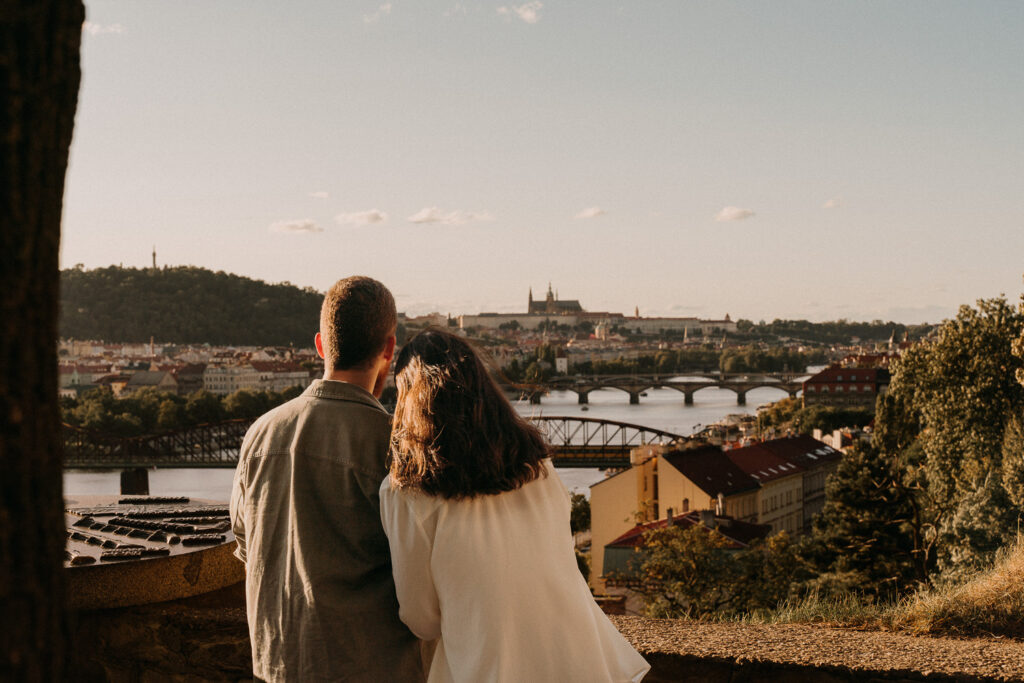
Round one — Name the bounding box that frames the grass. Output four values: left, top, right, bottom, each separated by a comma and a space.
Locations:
723, 538, 1024, 640
888, 538, 1024, 639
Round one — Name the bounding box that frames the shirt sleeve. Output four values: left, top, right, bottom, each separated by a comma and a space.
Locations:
380, 480, 442, 641
229, 452, 247, 564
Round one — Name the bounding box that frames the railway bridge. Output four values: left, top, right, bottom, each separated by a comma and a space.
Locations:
62, 416, 687, 471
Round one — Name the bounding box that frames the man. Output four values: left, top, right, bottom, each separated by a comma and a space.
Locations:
230, 276, 424, 682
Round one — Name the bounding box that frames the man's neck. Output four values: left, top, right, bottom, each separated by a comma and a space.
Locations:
322, 368, 379, 396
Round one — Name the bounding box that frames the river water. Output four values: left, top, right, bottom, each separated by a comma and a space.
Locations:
63, 384, 794, 499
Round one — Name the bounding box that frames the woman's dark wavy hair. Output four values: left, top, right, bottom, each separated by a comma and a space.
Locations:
389, 328, 549, 499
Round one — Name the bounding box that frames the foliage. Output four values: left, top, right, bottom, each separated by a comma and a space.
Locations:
570, 493, 591, 534
61, 386, 302, 436
758, 396, 874, 436
884, 297, 1024, 580
569, 346, 825, 378
60, 265, 322, 345
734, 319, 935, 345
575, 549, 590, 581
633, 525, 809, 618
807, 442, 921, 598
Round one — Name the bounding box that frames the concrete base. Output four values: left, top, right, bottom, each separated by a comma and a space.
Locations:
120, 468, 150, 495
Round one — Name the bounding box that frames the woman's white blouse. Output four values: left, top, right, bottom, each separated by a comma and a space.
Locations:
380, 460, 650, 683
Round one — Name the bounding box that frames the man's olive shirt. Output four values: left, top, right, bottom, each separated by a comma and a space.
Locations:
230, 380, 424, 682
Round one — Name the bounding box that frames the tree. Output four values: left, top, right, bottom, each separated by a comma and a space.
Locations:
185, 389, 225, 424
808, 442, 920, 597
224, 389, 264, 420
569, 493, 590, 535
634, 525, 738, 618
886, 297, 1024, 578
1, 1, 83, 678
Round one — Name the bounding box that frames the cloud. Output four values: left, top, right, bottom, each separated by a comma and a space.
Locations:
269, 219, 323, 234
574, 206, 606, 220
407, 207, 494, 225
822, 198, 842, 209
307, 191, 330, 199
363, 3, 392, 23
82, 22, 125, 35
336, 209, 388, 225
497, 1, 542, 23
714, 206, 755, 222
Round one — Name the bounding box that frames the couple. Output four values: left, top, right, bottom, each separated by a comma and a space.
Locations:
230, 276, 649, 682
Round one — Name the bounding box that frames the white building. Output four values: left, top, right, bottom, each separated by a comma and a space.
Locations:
203, 364, 261, 395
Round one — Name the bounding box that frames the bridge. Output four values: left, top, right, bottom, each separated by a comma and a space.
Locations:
508, 372, 809, 406
62, 416, 687, 470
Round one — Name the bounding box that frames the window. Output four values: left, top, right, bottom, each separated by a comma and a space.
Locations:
682, 498, 689, 512
850, 374, 856, 381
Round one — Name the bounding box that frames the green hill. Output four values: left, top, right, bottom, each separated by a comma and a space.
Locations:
59, 265, 322, 346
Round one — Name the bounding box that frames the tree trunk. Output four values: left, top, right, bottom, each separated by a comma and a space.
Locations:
0, 1, 83, 680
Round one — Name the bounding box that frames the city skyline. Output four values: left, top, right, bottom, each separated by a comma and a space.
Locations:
62, 2, 1024, 323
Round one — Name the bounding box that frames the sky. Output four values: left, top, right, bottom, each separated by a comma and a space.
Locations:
63, 1, 1024, 323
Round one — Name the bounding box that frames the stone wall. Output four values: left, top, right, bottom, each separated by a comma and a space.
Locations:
71, 587, 1021, 682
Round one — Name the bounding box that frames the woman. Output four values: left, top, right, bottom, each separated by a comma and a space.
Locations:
380, 329, 650, 682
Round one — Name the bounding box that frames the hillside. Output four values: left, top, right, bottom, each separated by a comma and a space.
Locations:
59, 266, 322, 346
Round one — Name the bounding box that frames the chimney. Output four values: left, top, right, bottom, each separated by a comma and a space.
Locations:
700, 510, 715, 528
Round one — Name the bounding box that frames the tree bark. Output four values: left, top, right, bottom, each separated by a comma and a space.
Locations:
0, 1, 83, 680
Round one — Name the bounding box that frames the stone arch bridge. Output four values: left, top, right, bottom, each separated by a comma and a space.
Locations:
509, 372, 808, 406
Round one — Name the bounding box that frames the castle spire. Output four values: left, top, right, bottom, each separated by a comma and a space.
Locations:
152, 245, 157, 269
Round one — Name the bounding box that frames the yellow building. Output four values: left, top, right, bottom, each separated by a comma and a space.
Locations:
588, 443, 760, 592
725, 444, 804, 536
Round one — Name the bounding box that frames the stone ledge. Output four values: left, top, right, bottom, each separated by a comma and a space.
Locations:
71, 589, 1024, 682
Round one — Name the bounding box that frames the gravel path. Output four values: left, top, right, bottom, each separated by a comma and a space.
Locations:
611, 617, 1024, 682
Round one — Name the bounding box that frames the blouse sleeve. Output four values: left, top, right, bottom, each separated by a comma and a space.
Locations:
380, 479, 442, 641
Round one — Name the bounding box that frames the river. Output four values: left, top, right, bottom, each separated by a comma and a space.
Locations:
63, 383, 795, 499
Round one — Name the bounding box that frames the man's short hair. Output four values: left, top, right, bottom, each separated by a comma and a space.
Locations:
320, 276, 397, 370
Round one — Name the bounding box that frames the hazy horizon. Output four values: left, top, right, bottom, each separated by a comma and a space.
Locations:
62, 2, 1024, 324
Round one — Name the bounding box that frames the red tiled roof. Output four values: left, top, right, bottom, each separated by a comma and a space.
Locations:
606, 511, 770, 550
804, 367, 890, 384
725, 444, 805, 483
662, 445, 760, 497
250, 360, 304, 373
757, 435, 841, 469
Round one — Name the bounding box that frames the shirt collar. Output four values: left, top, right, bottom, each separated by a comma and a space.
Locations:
303, 379, 386, 411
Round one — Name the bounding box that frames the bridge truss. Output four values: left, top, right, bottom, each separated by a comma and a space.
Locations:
63, 415, 686, 470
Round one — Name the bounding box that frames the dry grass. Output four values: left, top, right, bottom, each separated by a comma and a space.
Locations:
726, 539, 1024, 640
886, 539, 1024, 639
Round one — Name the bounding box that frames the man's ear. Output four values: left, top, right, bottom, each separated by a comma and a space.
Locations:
314, 332, 325, 359
383, 335, 397, 362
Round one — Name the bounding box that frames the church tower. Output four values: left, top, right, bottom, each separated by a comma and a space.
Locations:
152, 246, 157, 269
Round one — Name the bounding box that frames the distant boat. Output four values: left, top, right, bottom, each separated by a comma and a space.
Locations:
581, 405, 589, 411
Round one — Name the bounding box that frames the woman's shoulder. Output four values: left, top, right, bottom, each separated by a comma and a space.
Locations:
379, 475, 443, 512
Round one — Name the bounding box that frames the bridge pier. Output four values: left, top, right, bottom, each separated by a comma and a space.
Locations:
629, 392, 640, 405
736, 391, 747, 406
684, 391, 694, 406
578, 392, 589, 405
529, 392, 542, 405
120, 467, 150, 495
789, 390, 799, 400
